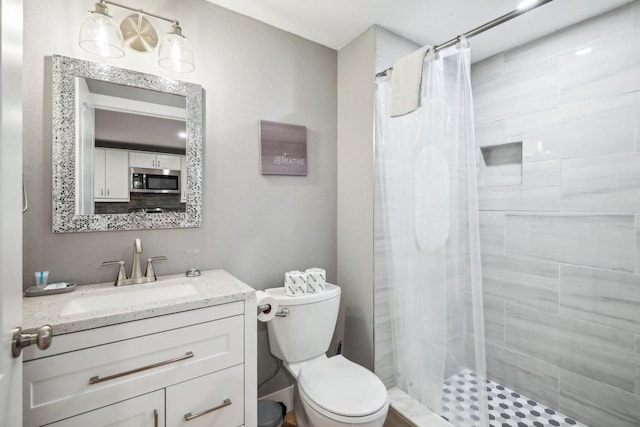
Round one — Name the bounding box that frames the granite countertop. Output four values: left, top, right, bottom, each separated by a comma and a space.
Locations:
23, 269, 255, 335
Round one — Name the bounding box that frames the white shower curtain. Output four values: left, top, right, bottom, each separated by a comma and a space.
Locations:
375, 41, 488, 426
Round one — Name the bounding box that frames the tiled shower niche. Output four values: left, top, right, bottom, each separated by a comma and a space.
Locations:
479, 142, 523, 187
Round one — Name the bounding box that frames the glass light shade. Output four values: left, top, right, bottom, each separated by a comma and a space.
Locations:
158, 33, 195, 73
79, 12, 125, 58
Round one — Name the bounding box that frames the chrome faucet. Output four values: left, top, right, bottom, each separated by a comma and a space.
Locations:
102, 238, 167, 286
130, 238, 144, 280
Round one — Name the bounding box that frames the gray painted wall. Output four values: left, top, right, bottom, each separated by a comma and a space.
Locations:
336, 27, 376, 370
22, 0, 337, 396
472, 4, 640, 426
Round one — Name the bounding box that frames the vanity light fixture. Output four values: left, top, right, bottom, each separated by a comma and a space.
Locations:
79, 0, 195, 73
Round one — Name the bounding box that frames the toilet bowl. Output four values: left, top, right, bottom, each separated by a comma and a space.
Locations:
297, 355, 388, 426
265, 284, 389, 427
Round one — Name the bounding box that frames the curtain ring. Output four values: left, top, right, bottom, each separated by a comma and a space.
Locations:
426, 46, 439, 61
456, 35, 469, 50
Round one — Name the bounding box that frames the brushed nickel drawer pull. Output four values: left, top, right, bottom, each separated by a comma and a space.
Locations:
184, 398, 232, 421
89, 351, 194, 384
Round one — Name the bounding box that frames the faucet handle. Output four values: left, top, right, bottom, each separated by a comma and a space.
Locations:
102, 260, 127, 286
145, 256, 167, 280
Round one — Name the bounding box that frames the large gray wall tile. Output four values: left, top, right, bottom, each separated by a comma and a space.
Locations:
558, 32, 640, 105
560, 265, 640, 334
475, 120, 506, 148
559, 369, 640, 427
471, 54, 504, 87
509, 94, 637, 162
479, 160, 560, 211
466, 292, 504, 345
486, 342, 559, 408
473, 60, 559, 123
482, 254, 559, 313
479, 211, 504, 256
505, 213, 636, 272
502, 4, 633, 70
636, 336, 640, 395
561, 153, 640, 212
374, 284, 395, 388
636, 214, 640, 273
505, 304, 636, 392
483, 295, 505, 346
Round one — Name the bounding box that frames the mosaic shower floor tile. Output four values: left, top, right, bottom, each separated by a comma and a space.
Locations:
441, 369, 586, 427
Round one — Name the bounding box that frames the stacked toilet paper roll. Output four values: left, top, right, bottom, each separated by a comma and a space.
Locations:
305, 268, 326, 293
256, 290, 278, 322
284, 271, 307, 296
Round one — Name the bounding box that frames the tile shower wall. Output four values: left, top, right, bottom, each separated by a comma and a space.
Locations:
472, 3, 640, 426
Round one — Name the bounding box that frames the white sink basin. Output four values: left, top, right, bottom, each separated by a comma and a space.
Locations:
61, 282, 199, 316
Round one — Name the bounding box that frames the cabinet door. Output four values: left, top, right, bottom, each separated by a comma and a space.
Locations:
105, 149, 130, 201
157, 154, 181, 171
48, 390, 164, 427
166, 365, 244, 427
130, 151, 157, 168
94, 148, 106, 199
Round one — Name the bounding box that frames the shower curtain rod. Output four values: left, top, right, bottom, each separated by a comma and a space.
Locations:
375, 0, 555, 77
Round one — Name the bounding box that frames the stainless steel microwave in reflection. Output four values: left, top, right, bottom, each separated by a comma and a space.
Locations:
130, 167, 181, 194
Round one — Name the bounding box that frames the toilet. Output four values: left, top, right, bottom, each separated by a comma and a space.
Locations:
265, 284, 389, 427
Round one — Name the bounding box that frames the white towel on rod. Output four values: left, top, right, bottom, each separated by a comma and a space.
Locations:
390, 46, 429, 117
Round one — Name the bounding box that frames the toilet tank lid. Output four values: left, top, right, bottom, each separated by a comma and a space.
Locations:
265, 283, 340, 305
298, 355, 388, 417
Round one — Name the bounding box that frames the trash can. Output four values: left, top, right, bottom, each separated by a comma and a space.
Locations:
258, 400, 283, 427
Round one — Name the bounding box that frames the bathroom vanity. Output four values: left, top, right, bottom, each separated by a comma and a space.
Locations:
21, 270, 257, 427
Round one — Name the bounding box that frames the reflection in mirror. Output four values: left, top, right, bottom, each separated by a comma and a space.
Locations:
52, 55, 203, 232
76, 78, 187, 216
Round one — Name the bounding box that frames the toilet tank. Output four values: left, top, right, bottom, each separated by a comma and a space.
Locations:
265, 284, 341, 363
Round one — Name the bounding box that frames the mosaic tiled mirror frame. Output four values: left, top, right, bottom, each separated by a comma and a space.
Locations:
51, 55, 203, 233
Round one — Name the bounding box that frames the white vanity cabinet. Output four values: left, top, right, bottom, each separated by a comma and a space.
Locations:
47, 390, 165, 427
130, 151, 183, 170
23, 295, 256, 427
94, 148, 130, 202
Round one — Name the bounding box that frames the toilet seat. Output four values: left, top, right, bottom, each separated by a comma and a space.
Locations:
298, 355, 388, 421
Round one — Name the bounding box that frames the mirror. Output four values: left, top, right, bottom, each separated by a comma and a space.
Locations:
52, 55, 203, 232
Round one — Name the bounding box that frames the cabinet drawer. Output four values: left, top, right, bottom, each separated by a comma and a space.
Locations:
166, 364, 244, 427
24, 316, 243, 427
48, 390, 164, 427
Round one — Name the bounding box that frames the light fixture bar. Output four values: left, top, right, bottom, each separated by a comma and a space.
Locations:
100, 0, 179, 25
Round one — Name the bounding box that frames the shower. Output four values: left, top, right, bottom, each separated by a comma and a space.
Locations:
371, 1, 640, 426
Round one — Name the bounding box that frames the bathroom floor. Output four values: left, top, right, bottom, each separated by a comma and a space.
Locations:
441, 370, 586, 427
283, 411, 297, 426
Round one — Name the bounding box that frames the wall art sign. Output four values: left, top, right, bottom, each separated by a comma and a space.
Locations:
259, 120, 307, 176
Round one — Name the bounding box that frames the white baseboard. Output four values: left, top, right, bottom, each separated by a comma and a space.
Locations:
259, 385, 295, 413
